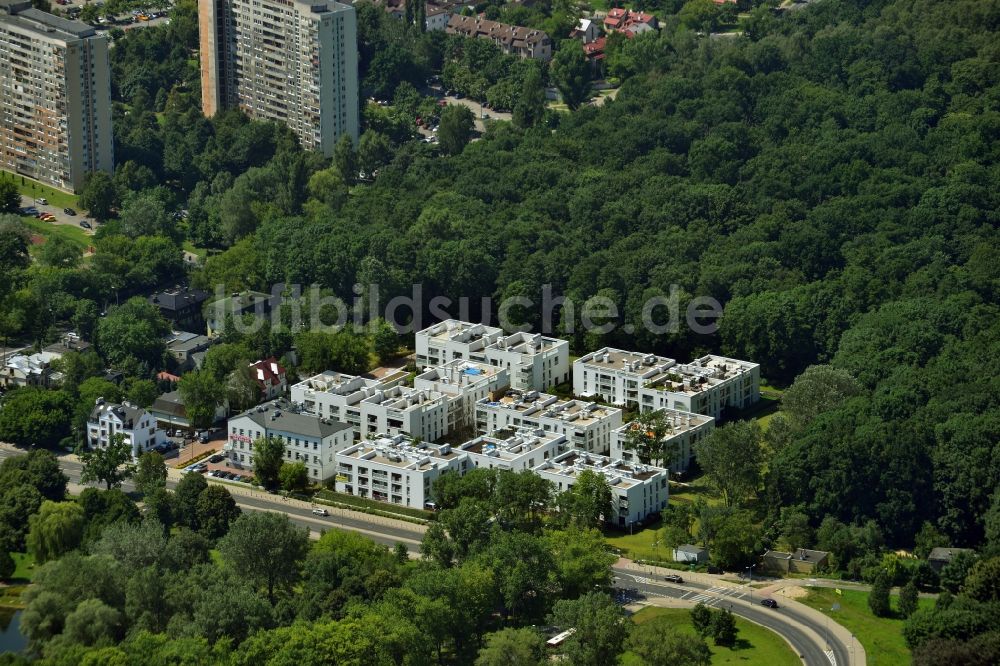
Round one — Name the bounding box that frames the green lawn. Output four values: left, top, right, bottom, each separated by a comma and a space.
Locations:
10, 553, 35, 583
2, 170, 79, 208
799, 587, 935, 666
182, 241, 208, 260
624, 607, 799, 666
20, 215, 93, 255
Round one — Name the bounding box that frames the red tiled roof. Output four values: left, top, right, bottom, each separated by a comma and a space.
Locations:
250, 357, 286, 388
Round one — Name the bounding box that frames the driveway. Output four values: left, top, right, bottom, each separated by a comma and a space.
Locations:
20, 195, 96, 237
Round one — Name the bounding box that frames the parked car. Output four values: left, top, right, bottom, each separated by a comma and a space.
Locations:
664, 574, 684, 584
80, 220, 92, 229
36, 197, 47, 205
760, 598, 779, 609
209, 454, 224, 463
63, 207, 76, 215
198, 434, 209, 444
312, 508, 329, 516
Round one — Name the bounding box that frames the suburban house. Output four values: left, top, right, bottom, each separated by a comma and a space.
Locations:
761, 548, 831, 575
379, 0, 456, 29
149, 286, 210, 331
43, 331, 91, 356
610, 410, 715, 475
673, 544, 709, 563
416, 320, 569, 391
603, 8, 658, 37
927, 547, 975, 572
334, 433, 470, 509
87, 398, 166, 458
1, 350, 61, 389
250, 358, 287, 401
582, 37, 607, 75
446, 15, 552, 60
476, 388, 622, 455
149, 389, 228, 433
570, 17, 600, 43
164, 331, 213, 372
226, 399, 354, 482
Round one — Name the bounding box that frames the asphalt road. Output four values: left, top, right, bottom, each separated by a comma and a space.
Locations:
19, 195, 96, 237
613, 568, 851, 665
0, 448, 423, 550
1, 447, 850, 662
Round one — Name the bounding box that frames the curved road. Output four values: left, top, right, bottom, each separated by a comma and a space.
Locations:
613, 569, 851, 665
1, 448, 854, 663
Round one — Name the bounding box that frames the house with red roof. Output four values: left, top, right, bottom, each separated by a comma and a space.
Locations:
603, 8, 658, 38
250, 358, 287, 400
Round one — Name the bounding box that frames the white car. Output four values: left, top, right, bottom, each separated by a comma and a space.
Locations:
311, 508, 329, 517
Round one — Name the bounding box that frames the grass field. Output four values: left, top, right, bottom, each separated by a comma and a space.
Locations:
623, 606, 799, 666
20, 216, 93, 255
2, 170, 79, 209
800, 587, 935, 666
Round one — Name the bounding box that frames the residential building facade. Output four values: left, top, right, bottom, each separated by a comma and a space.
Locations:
610, 410, 714, 474
88, 399, 166, 457
226, 399, 354, 482
334, 434, 468, 508
150, 389, 228, 432
414, 359, 509, 435
199, 0, 359, 157
573, 348, 760, 419
164, 331, 213, 371
446, 15, 551, 60
416, 320, 569, 391
0, 0, 113, 191
476, 389, 622, 455
534, 450, 668, 527
1, 350, 60, 388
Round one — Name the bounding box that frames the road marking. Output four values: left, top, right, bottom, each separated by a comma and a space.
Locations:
825, 649, 836, 665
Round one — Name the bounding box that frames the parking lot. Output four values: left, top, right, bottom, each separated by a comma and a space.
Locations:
19, 195, 96, 236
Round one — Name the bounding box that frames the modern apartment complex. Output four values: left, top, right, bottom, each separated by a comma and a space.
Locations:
199, 0, 359, 156
334, 434, 469, 509
610, 410, 714, 474
416, 320, 569, 391
0, 0, 112, 191
475, 389, 622, 455
414, 359, 509, 435
534, 450, 668, 528
226, 398, 354, 482
573, 348, 760, 419
459, 429, 566, 472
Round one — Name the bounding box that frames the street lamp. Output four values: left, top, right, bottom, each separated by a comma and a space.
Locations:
746, 564, 755, 602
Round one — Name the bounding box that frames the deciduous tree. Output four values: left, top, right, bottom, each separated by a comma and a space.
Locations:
80, 433, 136, 490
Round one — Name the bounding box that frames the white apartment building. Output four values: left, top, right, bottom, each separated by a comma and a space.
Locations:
573, 348, 760, 419
199, 0, 359, 156
291, 370, 385, 421
534, 450, 668, 528
414, 359, 509, 434
476, 389, 623, 455
334, 434, 469, 508
610, 409, 714, 475
459, 429, 566, 472
416, 320, 569, 391
0, 0, 113, 191
226, 399, 354, 482
87, 399, 166, 458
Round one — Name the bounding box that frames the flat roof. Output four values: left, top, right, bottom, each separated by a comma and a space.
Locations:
576, 347, 675, 372
292, 371, 378, 396
419, 319, 503, 344
535, 450, 665, 487
340, 434, 460, 470
479, 389, 620, 427
460, 430, 563, 461
1, 5, 97, 39
613, 410, 713, 438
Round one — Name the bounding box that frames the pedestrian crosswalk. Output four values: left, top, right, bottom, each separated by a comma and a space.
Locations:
680, 586, 747, 606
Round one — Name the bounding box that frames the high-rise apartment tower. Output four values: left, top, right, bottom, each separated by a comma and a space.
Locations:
199, 0, 359, 156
